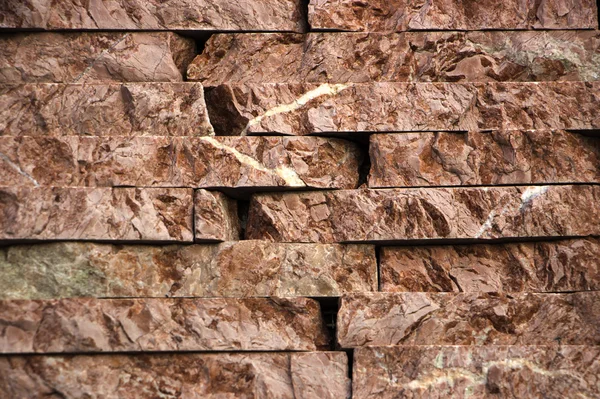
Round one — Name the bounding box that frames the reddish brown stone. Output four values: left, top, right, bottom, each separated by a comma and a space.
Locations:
0, 187, 193, 242
380, 238, 600, 292
189, 31, 600, 85
337, 292, 600, 347
194, 190, 240, 242
308, 0, 598, 31
353, 346, 600, 398
0, 83, 213, 137
246, 185, 600, 243
369, 131, 600, 187
0, 297, 329, 353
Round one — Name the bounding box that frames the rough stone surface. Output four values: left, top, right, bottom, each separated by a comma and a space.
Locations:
0, 187, 193, 242
380, 238, 600, 292
0, 241, 376, 299
246, 185, 600, 243
0, 0, 306, 32
308, 0, 599, 31
0, 136, 360, 189
0, 352, 349, 399
369, 131, 600, 187
0, 297, 329, 353
189, 31, 600, 85
194, 190, 240, 242
353, 346, 600, 398
0, 32, 195, 83
0, 83, 213, 137
205, 82, 600, 136
337, 292, 600, 347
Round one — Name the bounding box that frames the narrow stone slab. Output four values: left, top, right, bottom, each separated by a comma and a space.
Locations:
246, 185, 600, 243
189, 31, 600, 85
0, 187, 193, 242
0, 32, 195, 83
369, 131, 600, 188
0, 0, 306, 32
205, 82, 600, 136
380, 238, 600, 292
337, 292, 600, 347
0, 352, 349, 399
194, 190, 240, 242
0, 241, 376, 299
0, 297, 329, 353
0, 83, 213, 137
308, 0, 598, 31
353, 346, 600, 398
0, 136, 360, 189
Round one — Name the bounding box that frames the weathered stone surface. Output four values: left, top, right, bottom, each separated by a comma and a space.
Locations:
337, 292, 600, 347
0, 187, 193, 242
0, 241, 376, 299
353, 346, 600, 398
380, 238, 600, 292
0, 32, 195, 83
308, 0, 598, 31
0, 352, 349, 399
0, 0, 306, 32
205, 82, 600, 136
369, 131, 600, 188
0, 83, 213, 137
246, 185, 600, 243
0, 297, 329, 353
0, 136, 360, 189
194, 190, 240, 242
189, 31, 600, 85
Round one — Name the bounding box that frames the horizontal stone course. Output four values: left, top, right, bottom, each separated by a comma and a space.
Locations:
337, 292, 600, 347
0, 297, 329, 353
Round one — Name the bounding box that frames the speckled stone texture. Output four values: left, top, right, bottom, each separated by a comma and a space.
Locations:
0, 187, 193, 242
189, 31, 600, 85
0, 136, 360, 189
369, 131, 600, 187
0, 83, 213, 137
0, 0, 307, 32
194, 190, 240, 242
0, 241, 376, 299
205, 82, 600, 136
0, 32, 195, 83
0, 297, 329, 353
353, 346, 600, 398
337, 292, 600, 347
246, 185, 600, 243
380, 238, 600, 292
0, 352, 350, 399
308, 0, 598, 31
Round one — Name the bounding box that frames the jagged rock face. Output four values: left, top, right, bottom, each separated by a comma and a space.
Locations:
308, 0, 599, 31
353, 346, 600, 398
380, 238, 600, 292
194, 190, 240, 242
246, 185, 600, 243
337, 292, 600, 347
0, 0, 307, 32
0, 297, 330, 353
189, 31, 600, 84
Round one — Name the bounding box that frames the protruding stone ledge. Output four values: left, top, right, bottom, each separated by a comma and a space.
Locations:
0, 241, 377, 299
0, 83, 213, 137
0, 297, 329, 353
380, 238, 600, 292
0, 136, 360, 189
205, 82, 600, 136
353, 346, 600, 398
308, 0, 598, 32
0, 187, 194, 242
246, 185, 600, 243
0, 0, 307, 32
369, 131, 600, 188
337, 292, 600, 347
189, 31, 600, 85
194, 190, 240, 242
